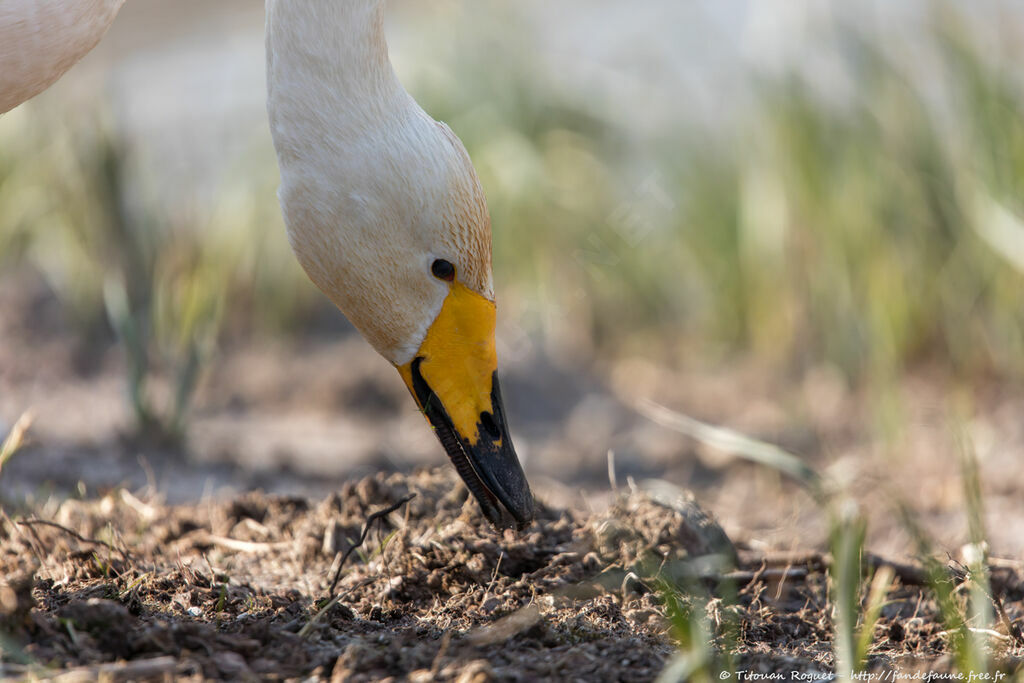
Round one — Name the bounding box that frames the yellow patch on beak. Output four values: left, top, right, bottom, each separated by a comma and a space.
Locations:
395, 279, 534, 527
397, 282, 497, 446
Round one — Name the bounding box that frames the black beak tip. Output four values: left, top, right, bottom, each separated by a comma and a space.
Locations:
473, 444, 535, 531
506, 489, 535, 529
470, 475, 534, 530
494, 504, 535, 532
504, 496, 536, 531
406, 359, 535, 531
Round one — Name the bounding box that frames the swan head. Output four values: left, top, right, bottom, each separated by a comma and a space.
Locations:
270, 82, 534, 527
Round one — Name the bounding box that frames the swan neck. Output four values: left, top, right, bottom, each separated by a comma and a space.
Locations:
266, 0, 403, 126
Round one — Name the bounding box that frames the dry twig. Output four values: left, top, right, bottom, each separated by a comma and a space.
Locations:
204, 534, 293, 553
17, 518, 129, 560
0, 411, 32, 473
739, 549, 928, 586
327, 493, 416, 596
50, 655, 179, 682
298, 576, 377, 639
479, 552, 504, 608
718, 566, 809, 587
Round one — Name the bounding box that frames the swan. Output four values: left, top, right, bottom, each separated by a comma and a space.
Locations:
0, 0, 126, 114
266, 0, 534, 527
0, 0, 535, 528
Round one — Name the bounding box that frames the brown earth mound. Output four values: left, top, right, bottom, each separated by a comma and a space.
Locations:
0, 468, 1021, 681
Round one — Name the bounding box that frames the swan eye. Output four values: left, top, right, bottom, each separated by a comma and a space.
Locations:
431, 259, 456, 282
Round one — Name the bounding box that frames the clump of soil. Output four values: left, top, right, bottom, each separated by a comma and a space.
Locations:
0, 468, 1021, 680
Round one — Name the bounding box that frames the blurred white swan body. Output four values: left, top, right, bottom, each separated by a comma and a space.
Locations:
0, 0, 126, 113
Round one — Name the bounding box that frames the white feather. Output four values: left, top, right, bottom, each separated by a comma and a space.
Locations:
266, 0, 494, 365
0, 0, 125, 113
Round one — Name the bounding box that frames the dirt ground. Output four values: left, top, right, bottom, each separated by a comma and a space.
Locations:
1, 467, 1021, 681
5, 268, 1024, 562
3, 272, 1024, 680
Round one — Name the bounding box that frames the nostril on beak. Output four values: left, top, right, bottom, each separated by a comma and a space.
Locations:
480, 411, 500, 440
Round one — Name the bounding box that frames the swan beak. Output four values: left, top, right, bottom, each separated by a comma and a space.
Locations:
397, 283, 535, 529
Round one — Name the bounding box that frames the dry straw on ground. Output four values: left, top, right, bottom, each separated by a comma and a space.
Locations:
0, 468, 1021, 680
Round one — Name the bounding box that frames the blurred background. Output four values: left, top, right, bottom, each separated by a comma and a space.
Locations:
1, 0, 1023, 558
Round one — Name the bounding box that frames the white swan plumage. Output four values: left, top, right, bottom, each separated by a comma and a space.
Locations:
266, 0, 533, 526
0, 0, 535, 527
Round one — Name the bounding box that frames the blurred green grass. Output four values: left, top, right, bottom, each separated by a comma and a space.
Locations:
0, 108, 314, 439
1, 3, 1023, 436
413, 3, 1024, 386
